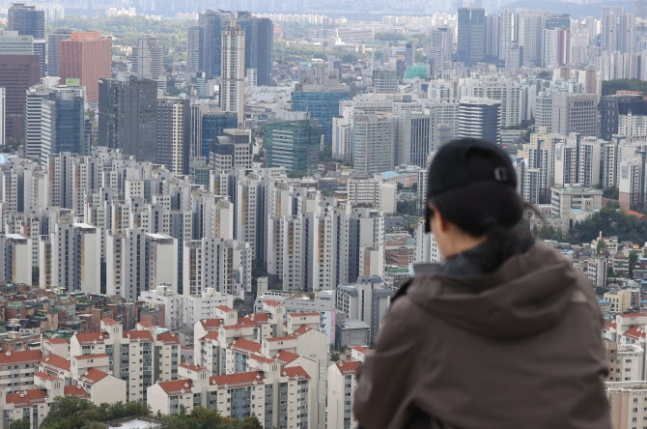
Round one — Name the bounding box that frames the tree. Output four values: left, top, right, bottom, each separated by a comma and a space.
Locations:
596, 239, 607, 255
396, 200, 419, 216
10, 420, 31, 429
330, 352, 340, 361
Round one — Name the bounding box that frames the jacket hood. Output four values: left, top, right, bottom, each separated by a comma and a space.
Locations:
407, 243, 580, 340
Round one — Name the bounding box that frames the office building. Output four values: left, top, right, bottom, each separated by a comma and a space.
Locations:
0, 31, 33, 55
291, 86, 351, 145
551, 93, 597, 137
8, 3, 45, 77
98, 75, 158, 162
210, 128, 253, 173
336, 276, 393, 344
599, 93, 645, 141
132, 35, 164, 82
0, 55, 40, 140
220, 20, 246, 127
47, 28, 73, 77
264, 119, 322, 174
353, 113, 395, 174
188, 10, 235, 79
395, 111, 432, 167
458, 97, 501, 144
637, 0, 647, 19
201, 110, 238, 163
24, 82, 88, 164
238, 13, 274, 86
457, 8, 486, 66
372, 69, 398, 93
156, 97, 189, 175
59, 31, 112, 102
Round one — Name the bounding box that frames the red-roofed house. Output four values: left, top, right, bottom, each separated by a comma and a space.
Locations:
78, 367, 127, 405
42, 338, 70, 359
328, 360, 362, 429
351, 345, 371, 362
147, 367, 311, 428
0, 350, 42, 393
287, 312, 321, 333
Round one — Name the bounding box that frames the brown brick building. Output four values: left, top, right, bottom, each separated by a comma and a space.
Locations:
0, 54, 40, 140
59, 31, 112, 102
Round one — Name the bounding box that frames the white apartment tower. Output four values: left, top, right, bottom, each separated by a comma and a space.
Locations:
220, 21, 246, 127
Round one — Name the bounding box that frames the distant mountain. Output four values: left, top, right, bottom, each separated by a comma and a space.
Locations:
496, 0, 632, 18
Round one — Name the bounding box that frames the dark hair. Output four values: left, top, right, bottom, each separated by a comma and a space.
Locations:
429, 181, 534, 272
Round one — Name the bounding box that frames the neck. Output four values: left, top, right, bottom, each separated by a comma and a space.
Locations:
444, 234, 488, 259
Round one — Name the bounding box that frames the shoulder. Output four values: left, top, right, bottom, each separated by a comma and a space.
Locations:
376, 289, 429, 351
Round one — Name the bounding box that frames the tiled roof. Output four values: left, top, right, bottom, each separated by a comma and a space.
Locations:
294, 325, 312, 336
137, 321, 154, 328
273, 350, 300, 365
44, 338, 69, 345
35, 372, 58, 381
265, 335, 297, 343
64, 385, 90, 399
289, 312, 320, 318
352, 346, 370, 354
0, 350, 42, 365
179, 363, 204, 372
229, 338, 262, 354
40, 354, 71, 371
210, 371, 264, 388
281, 366, 310, 380
216, 305, 235, 312
620, 313, 647, 318
159, 379, 193, 395
199, 319, 222, 329
334, 360, 361, 375
75, 332, 107, 345
624, 326, 647, 340
157, 332, 181, 345
264, 300, 282, 307
80, 368, 108, 384
101, 318, 119, 326
200, 331, 219, 343
6, 390, 47, 408
123, 330, 154, 342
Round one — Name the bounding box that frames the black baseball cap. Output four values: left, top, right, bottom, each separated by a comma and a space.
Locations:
427, 138, 516, 198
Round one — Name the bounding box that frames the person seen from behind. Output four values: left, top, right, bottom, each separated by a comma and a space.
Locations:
353, 138, 611, 429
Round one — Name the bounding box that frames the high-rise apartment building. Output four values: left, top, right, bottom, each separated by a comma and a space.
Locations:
601, 6, 635, 53
47, 28, 73, 77
59, 31, 112, 102
220, 20, 246, 127
132, 35, 164, 82
353, 113, 395, 174
395, 111, 433, 167
485, 14, 501, 59
24, 82, 88, 164
0, 88, 4, 147
0, 54, 40, 140
8, 3, 45, 77
518, 11, 545, 68
156, 96, 189, 175
458, 97, 501, 144
98, 75, 158, 162
457, 8, 486, 66
264, 119, 322, 174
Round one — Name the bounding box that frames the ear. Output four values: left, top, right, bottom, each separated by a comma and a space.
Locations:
435, 210, 449, 233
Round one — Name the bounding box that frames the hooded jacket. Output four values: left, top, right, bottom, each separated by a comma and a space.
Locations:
353, 242, 611, 429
